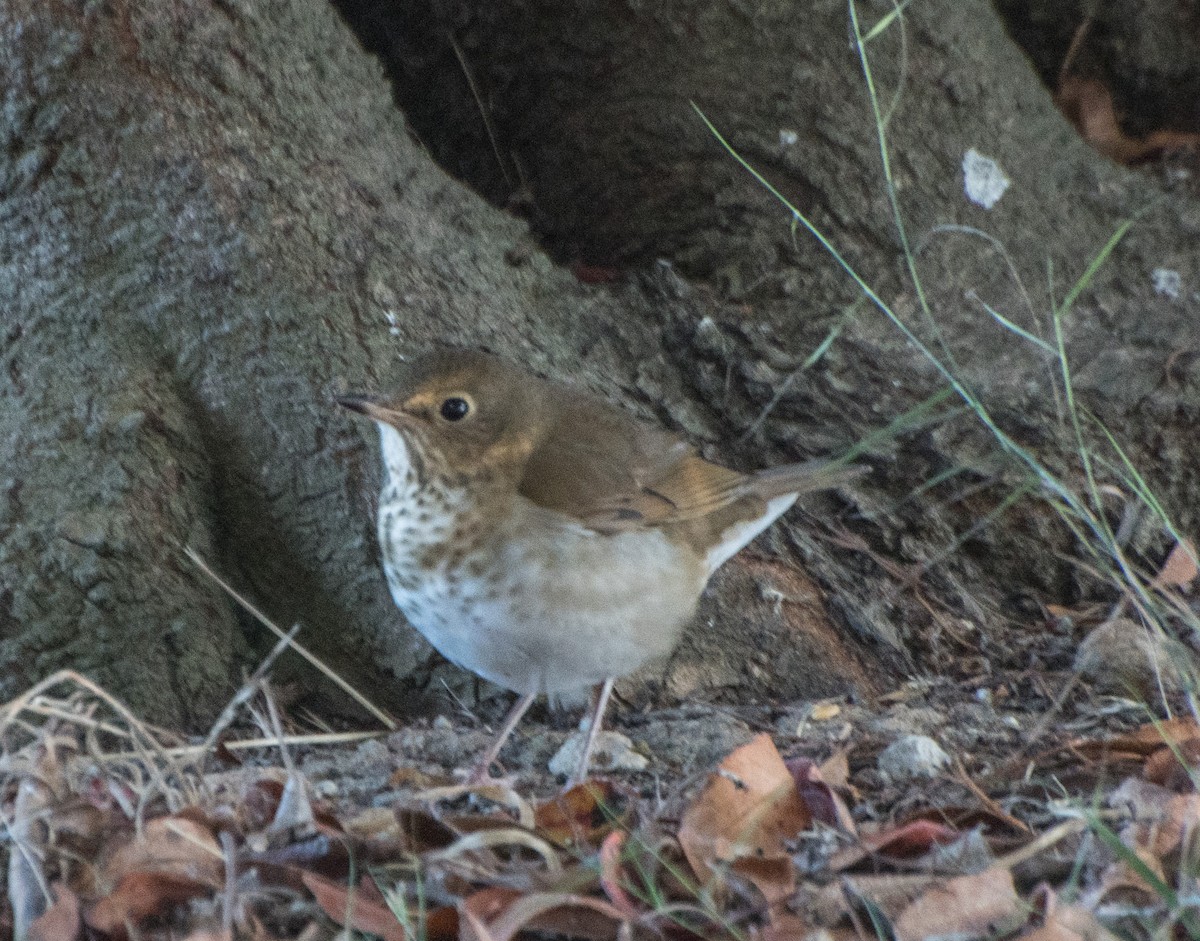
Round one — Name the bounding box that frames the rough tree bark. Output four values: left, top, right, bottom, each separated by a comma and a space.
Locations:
2, 0, 1197, 726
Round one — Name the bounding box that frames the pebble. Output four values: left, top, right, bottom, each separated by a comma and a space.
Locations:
548, 730, 649, 777
877, 734, 951, 781
1074, 617, 1184, 698
354, 738, 390, 763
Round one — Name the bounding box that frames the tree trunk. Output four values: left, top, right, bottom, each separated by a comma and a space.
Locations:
996, 0, 1200, 139
2, 0, 1196, 726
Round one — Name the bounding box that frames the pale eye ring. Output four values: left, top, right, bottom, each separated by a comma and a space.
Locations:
440, 397, 471, 421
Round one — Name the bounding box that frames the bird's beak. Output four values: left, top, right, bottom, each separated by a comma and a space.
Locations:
336, 395, 396, 423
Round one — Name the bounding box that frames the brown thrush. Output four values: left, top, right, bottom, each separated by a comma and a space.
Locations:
339, 350, 859, 784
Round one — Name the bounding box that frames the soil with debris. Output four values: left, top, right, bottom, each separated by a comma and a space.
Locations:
5, 656, 1196, 941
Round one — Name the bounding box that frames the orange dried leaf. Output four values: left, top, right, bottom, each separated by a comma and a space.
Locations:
1143, 738, 1200, 790
97, 815, 223, 896
1139, 793, 1200, 858
1056, 76, 1200, 164
871, 819, 960, 859
894, 867, 1021, 941
830, 818, 959, 871
760, 913, 834, 941
678, 733, 811, 884
463, 890, 627, 941
301, 872, 408, 941
598, 831, 641, 917
1019, 904, 1120, 941
1153, 539, 1199, 590
29, 883, 81, 941
818, 748, 851, 789
1072, 718, 1200, 761
461, 886, 521, 926
86, 872, 212, 938
534, 779, 625, 844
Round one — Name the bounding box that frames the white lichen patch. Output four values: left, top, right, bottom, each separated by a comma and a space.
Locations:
1151, 268, 1181, 299
962, 149, 1010, 209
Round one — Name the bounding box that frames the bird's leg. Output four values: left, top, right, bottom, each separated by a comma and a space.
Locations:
463, 691, 536, 785
569, 677, 615, 787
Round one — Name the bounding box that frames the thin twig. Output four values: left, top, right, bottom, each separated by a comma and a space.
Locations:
449, 33, 514, 190
105, 730, 381, 761
198, 623, 303, 770
184, 547, 395, 730
994, 818, 1088, 870
953, 759, 1032, 834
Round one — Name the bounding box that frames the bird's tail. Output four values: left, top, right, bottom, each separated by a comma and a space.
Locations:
747, 459, 866, 501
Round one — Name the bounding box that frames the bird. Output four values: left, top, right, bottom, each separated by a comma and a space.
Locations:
338, 349, 860, 784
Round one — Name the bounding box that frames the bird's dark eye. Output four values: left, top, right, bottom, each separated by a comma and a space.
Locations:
440, 397, 470, 421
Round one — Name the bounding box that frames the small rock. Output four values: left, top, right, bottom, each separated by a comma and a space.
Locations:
877, 734, 951, 781
1074, 617, 1187, 698
810, 702, 842, 722
355, 738, 390, 763
548, 730, 648, 778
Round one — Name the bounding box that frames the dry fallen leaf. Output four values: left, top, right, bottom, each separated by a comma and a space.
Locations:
818, 747, 851, 789
786, 757, 855, 833
28, 883, 81, 941
1019, 903, 1120, 941
83, 814, 226, 936
1056, 75, 1200, 164
534, 779, 627, 845
1143, 738, 1200, 791
830, 818, 960, 871
893, 866, 1022, 941
302, 871, 457, 941
1094, 846, 1169, 908
1116, 783, 1200, 860
810, 702, 842, 721
1152, 539, 1199, 591
812, 873, 937, 928
678, 733, 811, 886
728, 855, 795, 909
1071, 718, 1200, 763
86, 872, 214, 938
597, 831, 641, 918
459, 887, 625, 941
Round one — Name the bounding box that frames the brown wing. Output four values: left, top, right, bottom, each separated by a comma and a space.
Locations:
516, 391, 860, 533
513, 393, 709, 531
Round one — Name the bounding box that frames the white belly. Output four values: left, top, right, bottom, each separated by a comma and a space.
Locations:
380, 493, 705, 695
